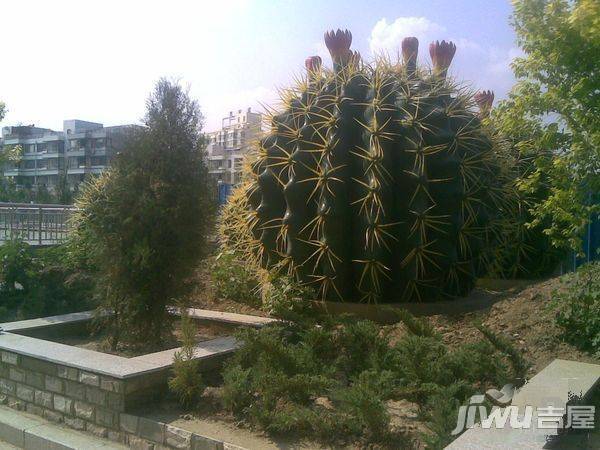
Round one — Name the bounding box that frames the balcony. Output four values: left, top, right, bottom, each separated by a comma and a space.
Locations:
34, 168, 60, 176
21, 152, 63, 160
67, 167, 86, 174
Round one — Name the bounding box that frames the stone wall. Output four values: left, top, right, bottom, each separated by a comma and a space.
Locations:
0, 350, 224, 449
0, 350, 124, 437
0, 310, 254, 449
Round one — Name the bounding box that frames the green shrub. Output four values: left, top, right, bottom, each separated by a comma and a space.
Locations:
211, 251, 260, 307
552, 262, 600, 356
261, 275, 318, 321
169, 310, 204, 407
71, 79, 213, 348
0, 240, 94, 322
220, 305, 523, 446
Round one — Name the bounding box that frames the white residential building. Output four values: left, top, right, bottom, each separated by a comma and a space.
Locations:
205, 108, 262, 185
1, 120, 133, 189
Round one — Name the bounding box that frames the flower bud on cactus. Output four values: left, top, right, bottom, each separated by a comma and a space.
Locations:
475, 90, 495, 117
348, 50, 361, 68
305, 55, 322, 72
402, 37, 419, 74
324, 29, 352, 67
429, 40, 456, 77
222, 30, 514, 304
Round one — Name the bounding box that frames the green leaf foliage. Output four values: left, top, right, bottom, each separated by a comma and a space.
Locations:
494, 0, 600, 255
0, 240, 94, 322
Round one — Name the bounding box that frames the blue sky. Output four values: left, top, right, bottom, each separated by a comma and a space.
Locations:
0, 0, 519, 132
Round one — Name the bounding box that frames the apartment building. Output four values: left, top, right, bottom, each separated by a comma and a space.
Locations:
1, 120, 133, 189
205, 108, 262, 185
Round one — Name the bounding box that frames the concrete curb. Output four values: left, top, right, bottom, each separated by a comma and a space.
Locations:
0, 404, 126, 449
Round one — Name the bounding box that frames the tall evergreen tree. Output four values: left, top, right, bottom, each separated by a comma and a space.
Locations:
73, 79, 214, 348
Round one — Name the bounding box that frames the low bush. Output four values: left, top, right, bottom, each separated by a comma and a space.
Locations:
0, 240, 94, 322
552, 262, 600, 356
219, 301, 524, 447
169, 309, 205, 407
211, 251, 261, 307
261, 275, 317, 320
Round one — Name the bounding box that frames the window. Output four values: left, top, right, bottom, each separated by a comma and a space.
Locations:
91, 156, 106, 166
227, 160, 232, 168
70, 139, 86, 150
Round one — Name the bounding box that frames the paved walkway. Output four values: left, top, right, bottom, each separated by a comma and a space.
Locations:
0, 440, 19, 450
0, 405, 126, 449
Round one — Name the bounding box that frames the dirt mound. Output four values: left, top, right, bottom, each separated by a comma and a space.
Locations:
427, 277, 597, 373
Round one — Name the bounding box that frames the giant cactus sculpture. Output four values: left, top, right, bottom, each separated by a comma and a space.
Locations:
221, 30, 515, 303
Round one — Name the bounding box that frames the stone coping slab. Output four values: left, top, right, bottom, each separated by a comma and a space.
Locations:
183, 307, 277, 328
130, 336, 238, 369
0, 308, 275, 334
445, 359, 600, 449
0, 311, 95, 333
0, 307, 273, 379
0, 332, 239, 379
512, 358, 600, 410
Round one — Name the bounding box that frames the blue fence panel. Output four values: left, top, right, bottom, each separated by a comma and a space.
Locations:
581, 211, 600, 264
562, 211, 600, 273
218, 183, 232, 206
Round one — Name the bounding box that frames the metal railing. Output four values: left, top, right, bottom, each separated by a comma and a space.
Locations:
0, 203, 77, 246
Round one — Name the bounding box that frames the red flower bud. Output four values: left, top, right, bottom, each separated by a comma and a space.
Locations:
474, 90, 494, 117
429, 40, 456, 77
402, 37, 419, 70
324, 29, 352, 62
305, 56, 322, 72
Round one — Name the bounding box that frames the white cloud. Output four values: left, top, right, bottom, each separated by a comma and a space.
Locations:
486, 47, 523, 76
369, 17, 446, 57
367, 16, 521, 101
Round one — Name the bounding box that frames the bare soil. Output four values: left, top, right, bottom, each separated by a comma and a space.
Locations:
141, 393, 328, 450
406, 277, 597, 374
